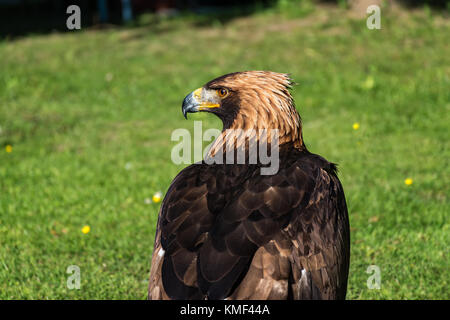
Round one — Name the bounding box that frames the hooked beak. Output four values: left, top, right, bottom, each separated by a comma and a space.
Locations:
182, 90, 198, 119
181, 88, 219, 119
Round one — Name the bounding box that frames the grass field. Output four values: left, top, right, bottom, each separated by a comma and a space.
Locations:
0, 2, 449, 299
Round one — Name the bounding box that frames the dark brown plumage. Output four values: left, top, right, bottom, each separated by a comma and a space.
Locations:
148, 71, 350, 300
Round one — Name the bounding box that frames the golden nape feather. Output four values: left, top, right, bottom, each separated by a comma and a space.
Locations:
148, 71, 350, 300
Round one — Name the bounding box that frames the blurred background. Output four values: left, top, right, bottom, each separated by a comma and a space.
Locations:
0, 0, 448, 299
0, 0, 448, 37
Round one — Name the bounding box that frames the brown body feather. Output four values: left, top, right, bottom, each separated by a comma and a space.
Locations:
148, 71, 350, 300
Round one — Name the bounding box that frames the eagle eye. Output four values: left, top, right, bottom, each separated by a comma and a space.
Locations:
217, 88, 229, 98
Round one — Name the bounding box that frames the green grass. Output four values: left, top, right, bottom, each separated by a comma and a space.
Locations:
0, 3, 449, 299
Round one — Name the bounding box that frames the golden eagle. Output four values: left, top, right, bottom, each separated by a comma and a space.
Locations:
148, 71, 350, 300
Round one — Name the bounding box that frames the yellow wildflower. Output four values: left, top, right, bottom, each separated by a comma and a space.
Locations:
362, 76, 375, 90
152, 192, 162, 203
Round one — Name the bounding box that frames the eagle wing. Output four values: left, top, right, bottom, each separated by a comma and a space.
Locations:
148, 153, 349, 300
227, 158, 350, 300
286, 165, 350, 300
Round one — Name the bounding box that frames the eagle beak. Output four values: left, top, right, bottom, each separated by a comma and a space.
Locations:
182, 88, 219, 119
182, 90, 198, 119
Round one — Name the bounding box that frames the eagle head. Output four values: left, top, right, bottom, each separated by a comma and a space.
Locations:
182, 71, 303, 150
